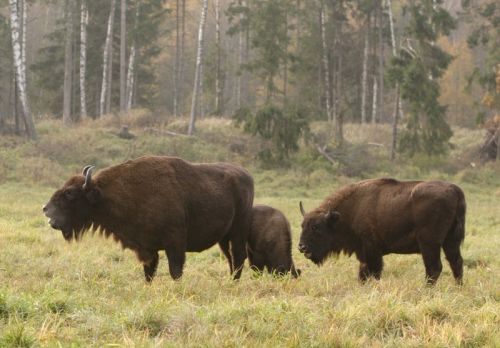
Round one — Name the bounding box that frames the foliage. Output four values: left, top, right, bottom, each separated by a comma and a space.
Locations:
387, 0, 455, 156
233, 104, 309, 162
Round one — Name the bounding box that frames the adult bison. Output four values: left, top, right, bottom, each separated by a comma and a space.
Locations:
298, 178, 466, 285
246, 204, 300, 278
43, 156, 254, 282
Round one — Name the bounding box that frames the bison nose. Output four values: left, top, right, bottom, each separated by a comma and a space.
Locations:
42, 205, 48, 213
298, 243, 307, 253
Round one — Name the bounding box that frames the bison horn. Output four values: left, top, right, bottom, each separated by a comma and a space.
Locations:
82, 165, 93, 176
83, 165, 95, 189
299, 201, 306, 217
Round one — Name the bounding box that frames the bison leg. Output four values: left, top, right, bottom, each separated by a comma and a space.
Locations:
420, 243, 443, 285
230, 237, 247, 280
443, 239, 464, 285
165, 245, 185, 280
219, 237, 233, 274
143, 252, 159, 283
357, 253, 383, 282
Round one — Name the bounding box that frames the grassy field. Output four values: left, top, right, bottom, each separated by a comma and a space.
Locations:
0, 117, 499, 347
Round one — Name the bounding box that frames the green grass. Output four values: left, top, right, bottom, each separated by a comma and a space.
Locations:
0, 118, 499, 346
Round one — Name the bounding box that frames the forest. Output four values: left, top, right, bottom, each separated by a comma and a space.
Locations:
0, 0, 499, 346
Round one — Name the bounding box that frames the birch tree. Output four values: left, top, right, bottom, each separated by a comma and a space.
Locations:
360, 15, 370, 124
80, 0, 88, 118
173, 0, 180, 116
125, 3, 140, 111
9, 0, 36, 139
236, 0, 244, 109
319, 1, 332, 123
99, 0, 116, 117
63, 0, 75, 125
188, 0, 208, 135
214, 0, 223, 114
119, 0, 127, 112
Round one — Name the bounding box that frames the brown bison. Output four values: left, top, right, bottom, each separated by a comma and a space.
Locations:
298, 178, 466, 285
246, 204, 300, 277
43, 156, 254, 282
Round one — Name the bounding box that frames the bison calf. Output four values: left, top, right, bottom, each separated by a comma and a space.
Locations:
246, 204, 300, 277
43, 156, 254, 282
298, 178, 466, 285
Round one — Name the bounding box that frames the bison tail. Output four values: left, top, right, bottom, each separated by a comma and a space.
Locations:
452, 185, 466, 245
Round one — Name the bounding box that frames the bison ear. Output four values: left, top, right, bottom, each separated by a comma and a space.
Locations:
85, 187, 101, 204
325, 211, 341, 226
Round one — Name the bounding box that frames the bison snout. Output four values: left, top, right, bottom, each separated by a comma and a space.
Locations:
298, 243, 308, 253
43, 205, 48, 213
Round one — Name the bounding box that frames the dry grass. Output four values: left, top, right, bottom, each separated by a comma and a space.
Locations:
0, 119, 498, 347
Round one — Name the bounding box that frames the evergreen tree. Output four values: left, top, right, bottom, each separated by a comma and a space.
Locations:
387, 0, 455, 156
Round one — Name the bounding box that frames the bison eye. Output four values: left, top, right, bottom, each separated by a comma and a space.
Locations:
64, 189, 78, 201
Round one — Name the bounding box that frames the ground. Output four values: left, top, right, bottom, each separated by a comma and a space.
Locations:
0, 116, 499, 347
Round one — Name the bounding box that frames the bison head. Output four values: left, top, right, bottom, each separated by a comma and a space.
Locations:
298, 201, 341, 265
43, 165, 101, 241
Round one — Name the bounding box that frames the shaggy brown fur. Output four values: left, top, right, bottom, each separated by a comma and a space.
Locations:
43, 156, 254, 282
246, 205, 300, 277
298, 178, 466, 285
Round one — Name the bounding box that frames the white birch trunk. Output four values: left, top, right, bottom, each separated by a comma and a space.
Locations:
173, 0, 180, 116
320, 2, 332, 123
63, 0, 75, 125
125, 45, 136, 111
9, 0, 36, 139
21, 0, 26, 87
188, 0, 208, 135
371, 78, 377, 124
99, 0, 116, 117
119, 0, 126, 112
360, 16, 370, 124
236, 0, 243, 109
125, 4, 140, 112
215, 0, 222, 114
387, 0, 403, 159
80, 0, 88, 118
106, 33, 113, 114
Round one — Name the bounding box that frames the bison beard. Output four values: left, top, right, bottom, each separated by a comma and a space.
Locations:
298, 178, 466, 285
43, 156, 254, 282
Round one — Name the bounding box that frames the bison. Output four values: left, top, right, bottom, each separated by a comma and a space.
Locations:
298, 178, 466, 285
43, 156, 254, 282
246, 204, 300, 277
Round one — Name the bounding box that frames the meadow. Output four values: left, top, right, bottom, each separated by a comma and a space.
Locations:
0, 115, 499, 347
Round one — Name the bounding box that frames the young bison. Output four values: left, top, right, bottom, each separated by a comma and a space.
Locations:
43, 156, 254, 282
298, 178, 466, 285
246, 204, 300, 278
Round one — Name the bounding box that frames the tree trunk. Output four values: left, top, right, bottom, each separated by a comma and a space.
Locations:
319, 2, 332, 123
125, 45, 136, 111
361, 14, 370, 124
173, 0, 180, 116
106, 38, 113, 114
371, 78, 377, 124
377, 3, 384, 122
283, 5, 288, 107
236, 0, 243, 109
120, 0, 127, 112
214, 0, 223, 114
390, 84, 400, 161
80, 0, 88, 118
188, 0, 208, 135
179, 0, 186, 115
63, 0, 75, 126
99, 0, 116, 117
125, 3, 140, 112
387, 0, 403, 159
9, 0, 36, 139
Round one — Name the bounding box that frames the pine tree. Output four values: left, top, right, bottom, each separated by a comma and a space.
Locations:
387, 0, 455, 156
